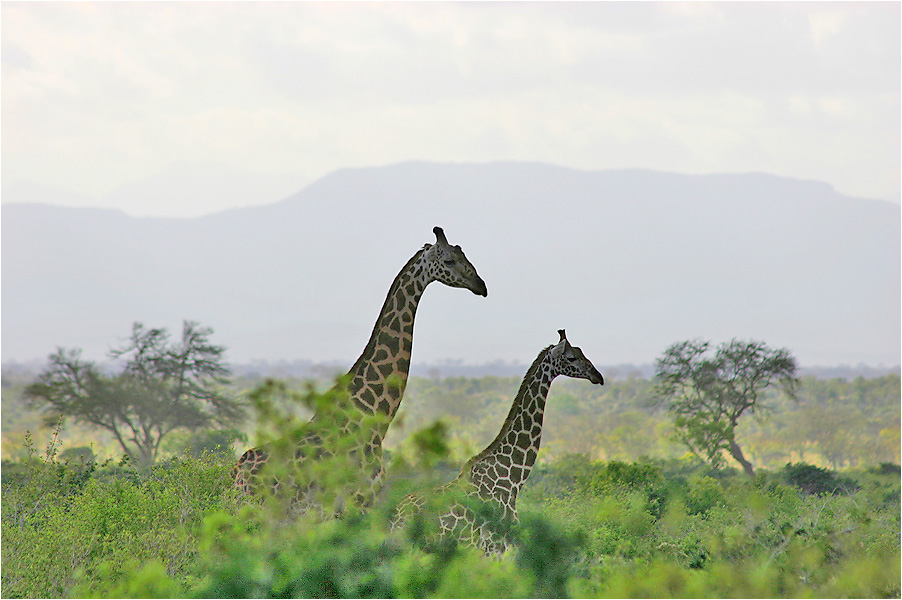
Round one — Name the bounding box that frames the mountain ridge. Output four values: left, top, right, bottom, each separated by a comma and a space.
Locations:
2, 161, 898, 368
6, 161, 897, 221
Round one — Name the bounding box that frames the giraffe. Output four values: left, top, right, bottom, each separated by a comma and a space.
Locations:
234, 226, 487, 515
392, 329, 603, 554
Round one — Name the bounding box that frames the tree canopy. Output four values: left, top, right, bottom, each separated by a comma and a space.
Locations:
25, 321, 244, 466
654, 339, 798, 476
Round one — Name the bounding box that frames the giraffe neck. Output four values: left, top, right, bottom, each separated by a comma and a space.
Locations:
342, 249, 430, 425
471, 346, 556, 487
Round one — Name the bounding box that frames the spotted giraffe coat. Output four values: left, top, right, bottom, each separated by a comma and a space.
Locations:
393, 330, 604, 554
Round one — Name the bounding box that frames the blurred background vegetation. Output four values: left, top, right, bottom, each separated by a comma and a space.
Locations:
5, 362, 897, 472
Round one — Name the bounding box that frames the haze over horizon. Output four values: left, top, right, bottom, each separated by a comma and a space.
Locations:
2, 3, 898, 371
3, 162, 899, 370
2, 2, 899, 218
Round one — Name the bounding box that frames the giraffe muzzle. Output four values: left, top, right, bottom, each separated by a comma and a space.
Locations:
589, 368, 605, 385
470, 276, 488, 297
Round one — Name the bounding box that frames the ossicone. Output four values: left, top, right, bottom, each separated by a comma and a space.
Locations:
433, 226, 449, 245
558, 329, 567, 342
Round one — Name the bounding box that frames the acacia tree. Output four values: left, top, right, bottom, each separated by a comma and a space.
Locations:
654, 339, 798, 476
25, 321, 245, 466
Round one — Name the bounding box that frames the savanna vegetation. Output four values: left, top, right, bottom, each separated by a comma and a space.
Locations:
2, 330, 899, 598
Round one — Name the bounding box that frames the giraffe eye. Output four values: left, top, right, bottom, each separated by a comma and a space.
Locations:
443, 259, 456, 266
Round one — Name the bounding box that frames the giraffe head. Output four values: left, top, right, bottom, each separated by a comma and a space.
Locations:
548, 329, 604, 385
423, 227, 488, 297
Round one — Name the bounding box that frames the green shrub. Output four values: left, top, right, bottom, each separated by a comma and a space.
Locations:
514, 512, 581, 598
590, 460, 677, 518
3, 378, 899, 599
192, 511, 402, 598
2, 448, 235, 598
685, 474, 725, 515
59, 445, 96, 465
591, 460, 663, 490
103, 503, 560, 598
525, 452, 601, 497
869, 462, 901, 476
782, 462, 859, 495
162, 427, 247, 459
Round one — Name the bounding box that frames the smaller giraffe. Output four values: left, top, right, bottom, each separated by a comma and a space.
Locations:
392, 329, 604, 555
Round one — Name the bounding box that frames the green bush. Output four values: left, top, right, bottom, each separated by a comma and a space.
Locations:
591, 460, 664, 491
782, 462, 859, 495
869, 462, 901, 476
685, 474, 725, 515
162, 427, 247, 459
3, 379, 899, 599
192, 511, 402, 598
2, 447, 235, 598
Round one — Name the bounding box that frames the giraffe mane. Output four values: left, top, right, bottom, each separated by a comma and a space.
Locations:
468, 344, 555, 464
347, 247, 427, 389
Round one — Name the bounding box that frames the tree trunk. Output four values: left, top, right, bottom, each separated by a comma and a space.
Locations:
728, 438, 755, 477
139, 443, 156, 468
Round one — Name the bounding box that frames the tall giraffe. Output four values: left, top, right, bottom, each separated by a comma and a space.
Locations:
234, 227, 487, 514
392, 330, 603, 554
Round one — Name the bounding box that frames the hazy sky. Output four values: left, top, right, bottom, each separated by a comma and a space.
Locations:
2, 1, 900, 217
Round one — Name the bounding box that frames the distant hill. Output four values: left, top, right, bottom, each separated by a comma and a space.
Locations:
1, 161, 308, 218
2, 161, 899, 368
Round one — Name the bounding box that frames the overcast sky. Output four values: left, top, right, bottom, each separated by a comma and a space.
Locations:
2, 1, 900, 217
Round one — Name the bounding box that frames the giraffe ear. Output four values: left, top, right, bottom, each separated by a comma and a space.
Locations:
550, 338, 567, 358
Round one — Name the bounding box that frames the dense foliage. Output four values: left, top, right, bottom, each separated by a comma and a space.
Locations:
2, 375, 899, 599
